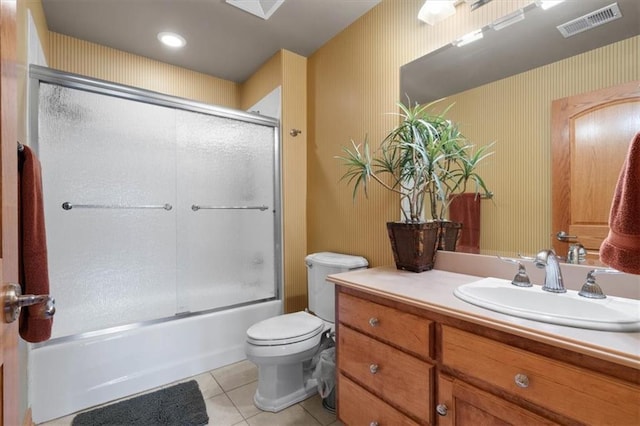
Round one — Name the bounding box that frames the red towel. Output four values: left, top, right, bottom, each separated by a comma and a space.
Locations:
600, 132, 640, 275
18, 145, 53, 343
449, 193, 481, 254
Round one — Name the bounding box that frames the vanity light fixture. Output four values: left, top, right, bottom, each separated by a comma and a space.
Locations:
453, 29, 484, 47
418, 0, 457, 25
491, 8, 525, 31
157, 32, 186, 48
535, 0, 565, 10
465, 0, 494, 11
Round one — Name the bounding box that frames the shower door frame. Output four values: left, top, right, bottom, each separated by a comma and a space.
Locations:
28, 65, 283, 342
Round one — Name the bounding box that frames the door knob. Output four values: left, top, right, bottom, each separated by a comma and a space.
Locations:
3, 283, 55, 323
556, 231, 578, 242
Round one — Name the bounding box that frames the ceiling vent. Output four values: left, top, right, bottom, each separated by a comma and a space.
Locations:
557, 2, 622, 38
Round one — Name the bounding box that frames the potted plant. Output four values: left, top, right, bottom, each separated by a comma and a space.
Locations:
337, 100, 493, 272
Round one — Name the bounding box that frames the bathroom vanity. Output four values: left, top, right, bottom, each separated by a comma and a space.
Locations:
329, 267, 640, 425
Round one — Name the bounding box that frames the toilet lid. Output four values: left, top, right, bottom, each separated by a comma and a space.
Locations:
247, 312, 325, 346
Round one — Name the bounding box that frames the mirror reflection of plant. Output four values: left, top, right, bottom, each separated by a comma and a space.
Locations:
337, 100, 493, 223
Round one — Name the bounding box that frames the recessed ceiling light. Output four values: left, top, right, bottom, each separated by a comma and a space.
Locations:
157, 32, 186, 48
535, 0, 565, 10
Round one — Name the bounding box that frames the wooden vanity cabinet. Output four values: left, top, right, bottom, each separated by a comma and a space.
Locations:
335, 286, 640, 426
337, 291, 434, 425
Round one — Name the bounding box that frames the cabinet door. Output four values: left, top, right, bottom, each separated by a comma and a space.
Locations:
436, 376, 557, 426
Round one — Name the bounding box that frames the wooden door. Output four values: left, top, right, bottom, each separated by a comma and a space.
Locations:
1, 0, 20, 425
552, 81, 640, 261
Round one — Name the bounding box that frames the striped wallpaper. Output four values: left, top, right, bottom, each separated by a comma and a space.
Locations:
47, 34, 309, 312
239, 49, 309, 313
307, 0, 639, 266
48, 32, 240, 108
19, 0, 640, 307
446, 36, 639, 257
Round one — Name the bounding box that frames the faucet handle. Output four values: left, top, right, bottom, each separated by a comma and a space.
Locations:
497, 256, 532, 287
567, 243, 586, 264
517, 253, 535, 261
578, 268, 622, 299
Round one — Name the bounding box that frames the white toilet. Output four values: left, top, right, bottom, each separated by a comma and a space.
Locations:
245, 252, 368, 412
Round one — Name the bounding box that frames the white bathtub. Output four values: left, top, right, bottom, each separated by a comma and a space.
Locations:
29, 300, 282, 423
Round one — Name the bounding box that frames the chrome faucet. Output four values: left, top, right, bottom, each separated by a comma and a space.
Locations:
534, 249, 566, 293
566, 243, 586, 264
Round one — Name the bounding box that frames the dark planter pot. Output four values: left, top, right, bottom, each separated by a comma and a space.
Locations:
386, 222, 440, 272
437, 221, 463, 252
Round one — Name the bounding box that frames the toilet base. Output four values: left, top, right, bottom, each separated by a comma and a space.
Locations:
251, 358, 318, 412
253, 380, 317, 412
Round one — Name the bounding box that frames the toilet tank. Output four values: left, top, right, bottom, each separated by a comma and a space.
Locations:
305, 252, 368, 323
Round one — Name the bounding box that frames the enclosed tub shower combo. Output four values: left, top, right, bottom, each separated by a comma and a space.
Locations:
27, 66, 282, 423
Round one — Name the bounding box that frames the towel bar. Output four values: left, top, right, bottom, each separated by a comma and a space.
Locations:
191, 204, 269, 211
62, 202, 173, 211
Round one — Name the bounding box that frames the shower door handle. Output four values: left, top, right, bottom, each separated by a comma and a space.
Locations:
3, 282, 56, 323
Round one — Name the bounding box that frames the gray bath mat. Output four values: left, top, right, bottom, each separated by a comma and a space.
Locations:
71, 380, 209, 426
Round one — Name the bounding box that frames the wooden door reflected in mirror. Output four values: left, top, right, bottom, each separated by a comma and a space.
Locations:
552, 80, 640, 264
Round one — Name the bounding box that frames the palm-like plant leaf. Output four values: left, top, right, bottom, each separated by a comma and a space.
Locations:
336, 101, 494, 223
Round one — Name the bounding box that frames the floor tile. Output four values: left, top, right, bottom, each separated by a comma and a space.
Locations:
328, 420, 345, 426
211, 360, 258, 392
232, 421, 250, 426
246, 404, 322, 426
226, 381, 261, 419
204, 394, 245, 426
191, 372, 224, 399
299, 394, 337, 426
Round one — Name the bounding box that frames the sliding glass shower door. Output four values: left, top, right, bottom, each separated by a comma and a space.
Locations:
35, 69, 280, 340
176, 111, 276, 314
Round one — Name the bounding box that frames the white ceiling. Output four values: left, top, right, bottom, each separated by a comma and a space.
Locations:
41, 0, 382, 83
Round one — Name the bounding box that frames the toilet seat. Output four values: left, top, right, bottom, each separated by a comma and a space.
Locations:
246, 311, 324, 346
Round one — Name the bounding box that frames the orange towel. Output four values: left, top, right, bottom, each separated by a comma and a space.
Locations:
18, 145, 53, 343
600, 132, 640, 275
449, 193, 481, 254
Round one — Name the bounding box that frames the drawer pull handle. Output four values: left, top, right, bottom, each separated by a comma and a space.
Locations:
369, 364, 379, 374
436, 404, 448, 416
515, 373, 529, 388
370, 422, 379, 426
369, 317, 379, 327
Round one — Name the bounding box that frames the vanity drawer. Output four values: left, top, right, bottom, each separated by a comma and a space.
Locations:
339, 373, 420, 426
441, 326, 640, 425
338, 291, 432, 358
338, 323, 433, 421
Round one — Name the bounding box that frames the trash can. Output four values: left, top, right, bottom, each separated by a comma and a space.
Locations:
312, 346, 336, 413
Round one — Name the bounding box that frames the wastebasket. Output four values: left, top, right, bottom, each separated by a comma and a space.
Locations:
312, 346, 336, 412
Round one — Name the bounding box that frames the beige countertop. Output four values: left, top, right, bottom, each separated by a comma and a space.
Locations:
328, 265, 640, 370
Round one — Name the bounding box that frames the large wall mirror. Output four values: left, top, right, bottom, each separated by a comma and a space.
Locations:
400, 0, 639, 260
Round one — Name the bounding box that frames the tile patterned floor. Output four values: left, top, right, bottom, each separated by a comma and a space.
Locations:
40, 360, 344, 426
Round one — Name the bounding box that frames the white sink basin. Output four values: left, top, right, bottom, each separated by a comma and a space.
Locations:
454, 277, 640, 332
